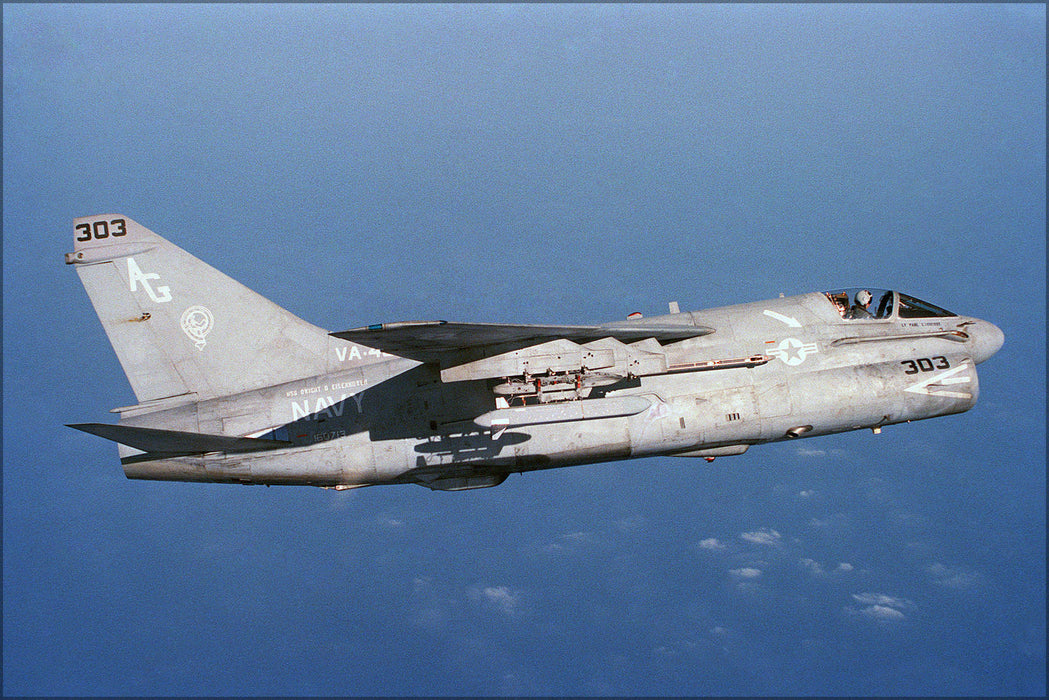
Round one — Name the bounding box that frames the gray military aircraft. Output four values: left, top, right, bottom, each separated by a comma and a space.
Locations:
67, 215, 1004, 491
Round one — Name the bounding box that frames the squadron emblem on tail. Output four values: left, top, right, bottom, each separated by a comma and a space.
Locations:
180, 305, 214, 350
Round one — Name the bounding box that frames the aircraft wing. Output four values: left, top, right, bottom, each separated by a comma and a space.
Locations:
330, 320, 715, 364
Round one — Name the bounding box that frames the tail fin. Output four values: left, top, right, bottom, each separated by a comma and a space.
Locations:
67, 215, 330, 403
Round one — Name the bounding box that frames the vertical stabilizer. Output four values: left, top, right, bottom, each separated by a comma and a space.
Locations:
66, 215, 330, 402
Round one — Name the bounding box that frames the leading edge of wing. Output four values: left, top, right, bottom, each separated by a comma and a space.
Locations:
329, 320, 715, 362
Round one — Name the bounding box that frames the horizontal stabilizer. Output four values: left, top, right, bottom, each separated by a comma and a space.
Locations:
68, 423, 292, 455
331, 320, 714, 363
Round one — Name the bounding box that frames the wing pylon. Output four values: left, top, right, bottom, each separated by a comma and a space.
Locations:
330, 320, 715, 382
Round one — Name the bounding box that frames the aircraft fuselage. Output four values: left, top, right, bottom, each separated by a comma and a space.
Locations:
113, 290, 1002, 490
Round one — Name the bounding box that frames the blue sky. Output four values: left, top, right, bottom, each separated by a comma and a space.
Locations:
4, 3, 1045, 695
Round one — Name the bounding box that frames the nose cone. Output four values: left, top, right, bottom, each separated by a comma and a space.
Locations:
970, 320, 1005, 364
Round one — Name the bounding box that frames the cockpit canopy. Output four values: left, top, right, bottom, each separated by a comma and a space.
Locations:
823, 288, 956, 321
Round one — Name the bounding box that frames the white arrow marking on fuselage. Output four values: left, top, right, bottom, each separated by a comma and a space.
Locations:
904, 362, 973, 399
763, 309, 802, 328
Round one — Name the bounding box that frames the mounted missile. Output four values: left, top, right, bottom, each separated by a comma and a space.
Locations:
474, 395, 651, 431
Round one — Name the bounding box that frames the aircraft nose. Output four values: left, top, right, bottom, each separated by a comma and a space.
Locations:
969, 319, 1004, 364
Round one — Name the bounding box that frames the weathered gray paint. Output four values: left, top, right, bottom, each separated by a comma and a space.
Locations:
68, 215, 1004, 491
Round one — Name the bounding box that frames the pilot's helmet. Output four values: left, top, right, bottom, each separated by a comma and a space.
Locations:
856, 289, 872, 306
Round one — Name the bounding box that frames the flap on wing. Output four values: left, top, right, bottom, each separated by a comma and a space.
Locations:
330, 320, 714, 363
68, 423, 292, 455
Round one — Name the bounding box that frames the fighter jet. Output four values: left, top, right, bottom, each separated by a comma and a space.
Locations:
67, 215, 1004, 491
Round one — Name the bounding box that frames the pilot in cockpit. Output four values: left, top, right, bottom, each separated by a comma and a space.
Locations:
847, 289, 874, 319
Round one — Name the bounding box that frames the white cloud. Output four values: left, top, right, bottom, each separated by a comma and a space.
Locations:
800, 558, 824, 575
796, 447, 846, 457
837, 562, 854, 572
729, 567, 762, 579
616, 516, 645, 533
851, 592, 912, 609
739, 528, 782, 546
541, 530, 594, 554
799, 489, 816, 498
928, 562, 984, 591
862, 604, 906, 621
698, 537, 725, 551
846, 592, 913, 624
472, 585, 522, 616
808, 513, 849, 530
